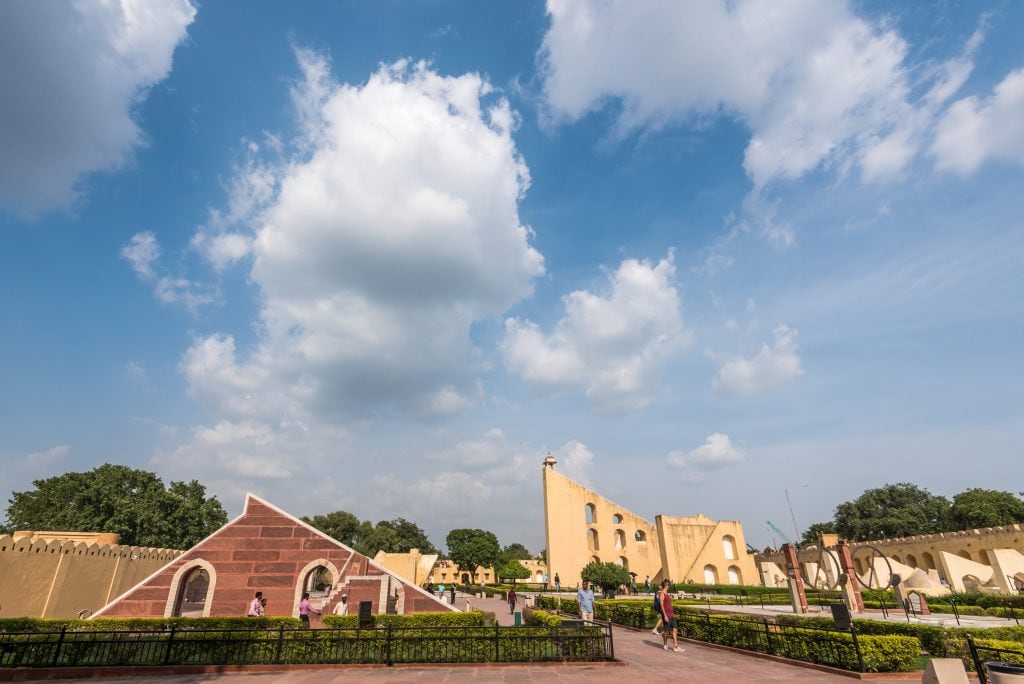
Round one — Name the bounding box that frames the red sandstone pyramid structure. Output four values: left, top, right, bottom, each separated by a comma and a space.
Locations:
93, 493, 452, 620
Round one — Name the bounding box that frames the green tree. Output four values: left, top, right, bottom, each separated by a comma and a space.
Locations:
948, 489, 1024, 530
302, 513, 436, 557
833, 483, 950, 541
445, 528, 500, 575
496, 542, 532, 569
498, 559, 531, 584
301, 510, 366, 547
799, 522, 836, 547
4, 464, 227, 549
580, 561, 631, 598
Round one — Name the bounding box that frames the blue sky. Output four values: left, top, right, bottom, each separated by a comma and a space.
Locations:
2, 0, 1022, 554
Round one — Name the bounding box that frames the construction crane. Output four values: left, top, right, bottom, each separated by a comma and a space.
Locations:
766, 520, 795, 547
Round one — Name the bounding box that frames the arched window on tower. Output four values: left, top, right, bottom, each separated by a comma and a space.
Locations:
587, 528, 600, 551
584, 503, 596, 525
722, 535, 737, 560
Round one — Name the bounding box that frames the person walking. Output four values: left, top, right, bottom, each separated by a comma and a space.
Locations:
298, 591, 321, 628
507, 587, 517, 615
449, 583, 456, 605
554, 573, 561, 592
247, 591, 263, 617
333, 594, 348, 616
577, 580, 595, 622
644, 576, 651, 593
651, 583, 664, 635
659, 580, 684, 652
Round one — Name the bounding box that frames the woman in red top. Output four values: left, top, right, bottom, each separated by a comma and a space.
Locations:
659, 580, 684, 652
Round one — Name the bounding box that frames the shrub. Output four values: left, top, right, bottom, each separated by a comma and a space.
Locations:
322, 611, 491, 629
0, 616, 302, 633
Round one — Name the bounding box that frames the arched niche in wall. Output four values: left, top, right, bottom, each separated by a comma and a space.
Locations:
703, 564, 719, 584
614, 529, 626, 550
165, 559, 217, 618
722, 535, 737, 561
727, 565, 741, 585
587, 528, 600, 551
584, 503, 596, 525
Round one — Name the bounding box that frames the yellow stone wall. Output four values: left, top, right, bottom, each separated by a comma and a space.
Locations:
373, 548, 439, 586
657, 514, 759, 586
543, 465, 662, 588
0, 533, 181, 618
542, 462, 757, 588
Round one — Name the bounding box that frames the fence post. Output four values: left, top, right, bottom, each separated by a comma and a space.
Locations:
951, 598, 961, 626
762, 618, 773, 656
163, 626, 176, 665
494, 622, 501, 662
385, 624, 393, 667
967, 637, 988, 684
274, 625, 285, 664
51, 626, 67, 667
607, 622, 615, 662
850, 624, 864, 673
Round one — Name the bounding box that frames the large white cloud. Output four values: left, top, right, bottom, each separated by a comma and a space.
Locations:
713, 324, 803, 395
183, 54, 543, 422
932, 67, 1024, 173
502, 254, 688, 411
0, 0, 196, 214
540, 0, 977, 190
667, 433, 744, 482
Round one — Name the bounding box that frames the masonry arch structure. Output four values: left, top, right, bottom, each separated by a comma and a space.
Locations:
293, 558, 341, 618
164, 558, 217, 618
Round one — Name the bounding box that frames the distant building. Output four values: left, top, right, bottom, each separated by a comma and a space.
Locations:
542, 455, 758, 588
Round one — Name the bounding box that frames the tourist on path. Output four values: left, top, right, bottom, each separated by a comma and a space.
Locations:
651, 584, 664, 635
659, 579, 684, 652
507, 587, 517, 614
554, 573, 561, 592
333, 594, 348, 615
247, 591, 263, 617
298, 592, 321, 628
577, 580, 595, 622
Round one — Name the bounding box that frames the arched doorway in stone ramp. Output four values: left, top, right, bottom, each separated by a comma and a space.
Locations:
165, 559, 216, 618
293, 558, 342, 617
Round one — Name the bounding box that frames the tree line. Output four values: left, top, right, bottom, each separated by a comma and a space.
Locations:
2, 465, 540, 578
799, 483, 1024, 546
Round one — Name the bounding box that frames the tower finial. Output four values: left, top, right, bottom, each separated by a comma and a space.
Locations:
543, 453, 557, 468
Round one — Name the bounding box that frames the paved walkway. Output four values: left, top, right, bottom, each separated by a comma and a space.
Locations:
39, 594, 912, 683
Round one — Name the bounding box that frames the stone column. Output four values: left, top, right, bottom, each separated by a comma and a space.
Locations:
835, 541, 864, 614
781, 543, 808, 614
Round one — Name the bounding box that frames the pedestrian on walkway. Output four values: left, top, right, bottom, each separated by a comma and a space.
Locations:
659, 580, 684, 652
507, 587, 517, 614
577, 580, 595, 622
554, 573, 561, 592
298, 592, 320, 628
651, 584, 664, 635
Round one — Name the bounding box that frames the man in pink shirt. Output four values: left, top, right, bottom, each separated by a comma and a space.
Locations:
247, 591, 263, 617
298, 592, 321, 628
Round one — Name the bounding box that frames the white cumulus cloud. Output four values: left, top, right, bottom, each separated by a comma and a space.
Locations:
932, 67, 1024, 174
713, 324, 803, 395
540, 1, 992, 194
0, 0, 196, 214
502, 253, 688, 411
667, 433, 744, 481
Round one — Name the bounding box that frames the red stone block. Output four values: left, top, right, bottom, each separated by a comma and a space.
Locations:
252, 562, 298, 573
232, 550, 281, 561
249, 575, 293, 587
259, 527, 295, 538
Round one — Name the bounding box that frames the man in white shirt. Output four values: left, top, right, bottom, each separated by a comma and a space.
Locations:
333, 594, 349, 615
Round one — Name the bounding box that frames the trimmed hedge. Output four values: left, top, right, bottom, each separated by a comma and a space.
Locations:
0, 616, 301, 634
322, 611, 492, 629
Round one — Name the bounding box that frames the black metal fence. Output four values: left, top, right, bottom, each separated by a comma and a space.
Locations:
0, 623, 613, 669
967, 636, 1024, 684
677, 612, 864, 672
